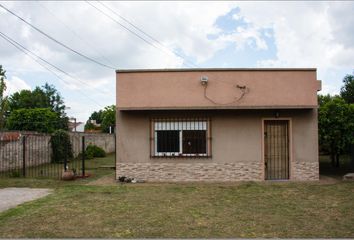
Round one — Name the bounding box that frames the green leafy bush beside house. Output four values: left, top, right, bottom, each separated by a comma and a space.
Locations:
51, 130, 73, 163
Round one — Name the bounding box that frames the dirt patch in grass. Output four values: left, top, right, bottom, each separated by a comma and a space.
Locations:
319, 175, 341, 184
0, 181, 353, 238
87, 173, 116, 186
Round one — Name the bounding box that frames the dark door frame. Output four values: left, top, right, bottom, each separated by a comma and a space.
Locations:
262, 118, 292, 180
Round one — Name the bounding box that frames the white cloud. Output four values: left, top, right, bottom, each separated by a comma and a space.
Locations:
0, 1, 236, 90
4, 76, 31, 96
228, 2, 354, 94
0, 1, 353, 121
218, 25, 268, 51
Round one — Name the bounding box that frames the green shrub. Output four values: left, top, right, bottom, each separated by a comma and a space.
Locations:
51, 130, 73, 163
77, 151, 94, 160
86, 145, 106, 158
9, 171, 21, 178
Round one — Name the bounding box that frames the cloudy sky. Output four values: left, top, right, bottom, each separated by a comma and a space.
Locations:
0, 1, 353, 123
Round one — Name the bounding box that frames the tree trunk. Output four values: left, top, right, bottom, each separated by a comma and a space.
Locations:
350, 144, 354, 171
335, 154, 340, 168
331, 152, 336, 167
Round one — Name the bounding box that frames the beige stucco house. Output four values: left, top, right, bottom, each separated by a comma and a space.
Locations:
116, 68, 321, 182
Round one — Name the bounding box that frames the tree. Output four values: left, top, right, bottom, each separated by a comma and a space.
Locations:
89, 110, 104, 124
0, 65, 8, 130
6, 108, 61, 133
340, 74, 354, 104
84, 110, 103, 131
42, 83, 68, 130
42, 83, 66, 116
101, 105, 116, 133
318, 94, 332, 107
318, 96, 354, 167
85, 105, 115, 133
8, 83, 68, 130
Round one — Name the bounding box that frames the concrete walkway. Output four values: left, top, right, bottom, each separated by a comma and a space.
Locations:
0, 188, 52, 213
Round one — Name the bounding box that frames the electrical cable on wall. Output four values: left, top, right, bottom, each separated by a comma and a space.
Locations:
201, 76, 250, 105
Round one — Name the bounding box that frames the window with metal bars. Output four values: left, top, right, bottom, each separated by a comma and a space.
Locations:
150, 118, 211, 157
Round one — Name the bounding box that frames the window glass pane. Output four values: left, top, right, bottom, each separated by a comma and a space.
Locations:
156, 130, 180, 153
182, 130, 206, 154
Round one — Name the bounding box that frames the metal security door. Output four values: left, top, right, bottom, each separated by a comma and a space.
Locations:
264, 120, 289, 180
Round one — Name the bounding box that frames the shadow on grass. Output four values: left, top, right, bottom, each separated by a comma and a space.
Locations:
319, 155, 353, 179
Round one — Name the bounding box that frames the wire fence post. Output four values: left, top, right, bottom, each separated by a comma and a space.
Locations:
63, 137, 68, 171
22, 135, 26, 177
82, 136, 85, 177
114, 132, 117, 180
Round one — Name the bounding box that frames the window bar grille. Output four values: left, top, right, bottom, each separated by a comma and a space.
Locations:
151, 117, 210, 158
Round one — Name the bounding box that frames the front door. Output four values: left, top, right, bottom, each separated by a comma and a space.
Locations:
264, 120, 290, 180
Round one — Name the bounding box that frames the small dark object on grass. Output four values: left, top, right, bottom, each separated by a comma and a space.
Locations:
118, 176, 126, 182
118, 176, 144, 183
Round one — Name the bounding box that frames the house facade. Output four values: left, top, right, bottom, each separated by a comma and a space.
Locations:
116, 68, 321, 182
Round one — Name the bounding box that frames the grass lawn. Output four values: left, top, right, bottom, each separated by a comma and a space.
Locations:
0, 154, 353, 238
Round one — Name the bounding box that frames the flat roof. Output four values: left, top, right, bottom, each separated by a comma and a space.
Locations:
116, 68, 317, 73
118, 105, 318, 111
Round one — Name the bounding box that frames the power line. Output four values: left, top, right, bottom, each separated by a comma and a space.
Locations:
0, 31, 111, 98
1, 32, 75, 79
0, 3, 116, 70
0, 32, 66, 83
36, 1, 116, 68
85, 1, 164, 56
96, 1, 198, 68
85, 1, 197, 68
0, 31, 106, 109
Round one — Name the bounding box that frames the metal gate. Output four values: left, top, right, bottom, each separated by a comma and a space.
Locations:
264, 120, 290, 180
0, 132, 86, 179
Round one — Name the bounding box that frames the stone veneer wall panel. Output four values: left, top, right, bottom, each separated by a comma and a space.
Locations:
117, 162, 263, 182
292, 161, 319, 180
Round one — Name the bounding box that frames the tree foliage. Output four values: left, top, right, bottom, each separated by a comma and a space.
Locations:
8, 83, 68, 130
0, 65, 8, 130
318, 95, 354, 167
85, 105, 115, 133
340, 74, 354, 104
50, 130, 73, 163
6, 108, 61, 133
318, 94, 332, 107
84, 109, 103, 131
101, 105, 116, 133
88, 110, 104, 124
